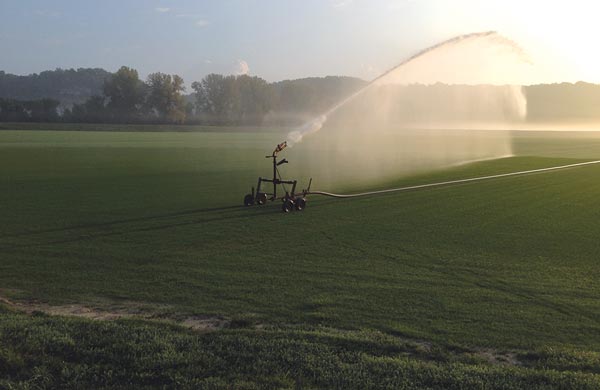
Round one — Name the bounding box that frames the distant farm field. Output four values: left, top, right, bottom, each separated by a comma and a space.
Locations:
2, 126, 600, 388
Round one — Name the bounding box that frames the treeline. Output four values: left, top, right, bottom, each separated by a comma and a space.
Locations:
3, 66, 600, 125
0, 67, 367, 125
0, 98, 60, 122
189, 74, 366, 125
190, 74, 271, 125
525, 82, 600, 122
66, 68, 187, 124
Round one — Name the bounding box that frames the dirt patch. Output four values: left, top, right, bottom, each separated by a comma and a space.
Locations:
474, 349, 521, 366
0, 294, 522, 366
38, 304, 126, 320
181, 316, 231, 331
0, 294, 229, 332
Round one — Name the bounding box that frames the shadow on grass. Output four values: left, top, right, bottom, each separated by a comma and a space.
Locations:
0, 203, 299, 250
0, 205, 244, 240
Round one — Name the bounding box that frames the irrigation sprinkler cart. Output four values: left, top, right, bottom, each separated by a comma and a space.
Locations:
244, 141, 311, 212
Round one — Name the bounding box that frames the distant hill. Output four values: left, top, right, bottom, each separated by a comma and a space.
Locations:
270, 76, 368, 113
0, 68, 112, 107
525, 82, 600, 122
262, 76, 368, 125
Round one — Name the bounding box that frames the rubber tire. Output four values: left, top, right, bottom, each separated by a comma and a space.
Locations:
244, 194, 254, 206
282, 199, 295, 213
295, 197, 306, 211
257, 192, 268, 205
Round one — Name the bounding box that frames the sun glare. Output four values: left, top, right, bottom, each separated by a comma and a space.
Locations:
430, 0, 600, 84
509, 0, 600, 83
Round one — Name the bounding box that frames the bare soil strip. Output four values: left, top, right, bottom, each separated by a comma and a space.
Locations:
0, 294, 229, 331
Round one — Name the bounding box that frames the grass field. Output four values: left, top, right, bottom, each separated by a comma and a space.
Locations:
2, 126, 600, 388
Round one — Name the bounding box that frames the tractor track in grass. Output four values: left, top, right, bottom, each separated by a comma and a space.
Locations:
0, 205, 242, 240
0, 205, 268, 250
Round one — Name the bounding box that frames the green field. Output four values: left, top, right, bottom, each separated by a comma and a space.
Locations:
2, 127, 600, 388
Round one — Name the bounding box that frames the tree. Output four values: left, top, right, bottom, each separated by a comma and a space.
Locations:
235, 75, 271, 124
146, 73, 186, 123
0, 98, 28, 121
191, 74, 271, 124
70, 95, 107, 123
103, 66, 145, 121
23, 98, 60, 122
192, 74, 233, 121
0, 98, 60, 122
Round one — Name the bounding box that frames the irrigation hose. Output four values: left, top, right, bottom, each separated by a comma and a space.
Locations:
307, 159, 600, 199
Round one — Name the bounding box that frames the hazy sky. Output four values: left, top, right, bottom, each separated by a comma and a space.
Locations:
1, 0, 598, 84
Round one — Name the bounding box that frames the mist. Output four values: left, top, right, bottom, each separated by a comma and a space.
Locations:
285, 32, 531, 189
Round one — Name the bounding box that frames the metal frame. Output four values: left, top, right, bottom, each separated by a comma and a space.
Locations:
255, 152, 297, 201
244, 141, 312, 211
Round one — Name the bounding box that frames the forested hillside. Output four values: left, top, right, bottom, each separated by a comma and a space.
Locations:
0, 68, 111, 106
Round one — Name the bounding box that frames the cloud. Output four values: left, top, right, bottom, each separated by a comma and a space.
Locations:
176, 13, 203, 18
332, 0, 353, 8
361, 63, 376, 73
360, 63, 379, 78
234, 60, 250, 75
155, 7, 170, 13
172, 13, 209, 27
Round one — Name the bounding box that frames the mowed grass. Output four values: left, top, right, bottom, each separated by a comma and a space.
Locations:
2, 127, 600, 388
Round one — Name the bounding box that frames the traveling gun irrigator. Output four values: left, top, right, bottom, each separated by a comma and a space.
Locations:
243, 141, 312, 213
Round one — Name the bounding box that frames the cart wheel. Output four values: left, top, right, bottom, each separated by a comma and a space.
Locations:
244, 194, 254, 206
257, 192, 268, 205
295, 197, 307, 211
282, 199, 295, 213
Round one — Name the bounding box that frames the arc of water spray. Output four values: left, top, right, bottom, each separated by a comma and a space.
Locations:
286, 31, 529, 146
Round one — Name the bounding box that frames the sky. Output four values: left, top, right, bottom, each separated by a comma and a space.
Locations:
1, 0, 599, 85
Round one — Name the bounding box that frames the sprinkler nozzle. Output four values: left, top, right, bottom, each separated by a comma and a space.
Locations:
272, 141, 287, 157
